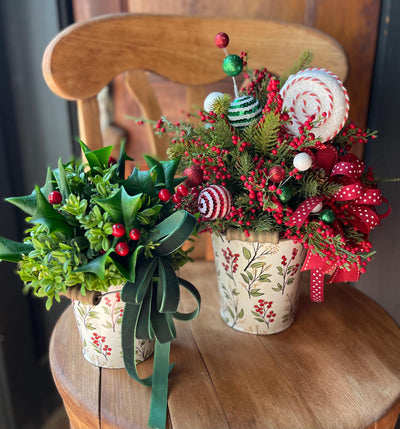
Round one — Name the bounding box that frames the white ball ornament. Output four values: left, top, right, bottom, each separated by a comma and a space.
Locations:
204, 92, 225, 113
311, 202, 323, 213
293, 152, 313, 171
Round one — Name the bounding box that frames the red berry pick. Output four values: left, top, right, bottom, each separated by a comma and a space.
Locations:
158, 188, 171, 202
112, 223, 125, 237
215, 32, 229, 48
129, 229, 141, 241
176, 184, 189, 197
48, 191, 62, 205
115, 242, 129, 256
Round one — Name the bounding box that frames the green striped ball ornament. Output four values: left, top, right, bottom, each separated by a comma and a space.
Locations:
227, 95, 262, 129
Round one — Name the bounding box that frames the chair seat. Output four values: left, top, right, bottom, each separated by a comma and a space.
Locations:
50, 260, 400, 429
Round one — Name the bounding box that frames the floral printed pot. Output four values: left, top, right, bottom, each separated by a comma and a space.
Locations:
212, 232, 306, 335
72, 285, 154, 368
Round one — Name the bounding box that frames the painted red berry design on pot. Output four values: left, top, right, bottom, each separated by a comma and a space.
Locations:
274, 247, 302, 294
129, 228, 141, 241
115, 242, 129, 256
90, 333, 112, 359
158, 188, 171, 202
112, 223, 125, 237
48, 191, 62, 205
252, 300, 276, 329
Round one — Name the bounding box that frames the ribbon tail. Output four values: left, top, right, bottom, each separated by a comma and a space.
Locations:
310, 268, 325, 302
148, 340, 172, 429
121, 302, 153, 386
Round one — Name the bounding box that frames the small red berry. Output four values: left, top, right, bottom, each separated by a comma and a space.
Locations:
129, 228, 141, 241
112, 223, 125, 237
176, 184, 189, 197
48, 191, 62, 205
115, 242, 129, 256
108, 156, 117, 167
172, 193, 182, 204
158, 188, 171, 202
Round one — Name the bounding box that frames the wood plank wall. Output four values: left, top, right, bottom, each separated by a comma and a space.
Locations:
72, 0, 381, 161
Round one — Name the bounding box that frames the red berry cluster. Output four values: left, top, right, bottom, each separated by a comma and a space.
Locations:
254, 300, 276, 323
91, 333, 112, 356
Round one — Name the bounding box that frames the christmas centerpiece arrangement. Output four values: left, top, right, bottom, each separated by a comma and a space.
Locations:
144, 32, 390, 334
0, 142, 200, 429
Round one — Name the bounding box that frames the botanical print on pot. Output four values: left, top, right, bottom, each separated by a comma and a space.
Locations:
212, 233, 306, 335
72, 285, 154, 368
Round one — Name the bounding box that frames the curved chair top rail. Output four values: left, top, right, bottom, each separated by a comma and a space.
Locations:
43, 14, 348, 101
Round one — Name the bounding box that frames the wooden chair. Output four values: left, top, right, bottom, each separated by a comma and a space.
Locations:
43, 14, 400, 429
42, 14, 348, 159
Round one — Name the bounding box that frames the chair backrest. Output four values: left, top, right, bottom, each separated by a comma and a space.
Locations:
42, 14, 348, 159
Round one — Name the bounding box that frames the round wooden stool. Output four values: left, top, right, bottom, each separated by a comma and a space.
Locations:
50, 261, 400, 429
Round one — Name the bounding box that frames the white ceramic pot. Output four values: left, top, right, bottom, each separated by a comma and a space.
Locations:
72, 285, 154, 368
212, 232, 306, 335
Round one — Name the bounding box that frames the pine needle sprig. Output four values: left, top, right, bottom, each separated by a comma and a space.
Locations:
279, 51, 314, 87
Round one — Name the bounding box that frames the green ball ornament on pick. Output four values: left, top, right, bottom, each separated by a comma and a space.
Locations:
277, 186, 292, 203
223, 54, 244, 76
319, 208, 336, 224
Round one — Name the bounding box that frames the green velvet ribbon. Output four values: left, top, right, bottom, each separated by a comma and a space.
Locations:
121, 210, 200, 429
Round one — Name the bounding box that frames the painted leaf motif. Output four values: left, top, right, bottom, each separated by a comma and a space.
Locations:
242, 247, 251, 260
258, 274, 272, 282
277, 266, 284, 276
251, 262, 265, 269
238, 309, 244, 319
287, 277, 295, 285
227, 307, 235, 319
251, 310, 260, 317
255, 317, 265, 323
250, 289, 264, 297
246, 270, 254, 281
240, 273, 250, 284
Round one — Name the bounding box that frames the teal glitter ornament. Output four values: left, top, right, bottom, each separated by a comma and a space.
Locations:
319, 208, 336, 224
277, 186, 292, 203
223, 54, 244, 77
227, 95, 262, 129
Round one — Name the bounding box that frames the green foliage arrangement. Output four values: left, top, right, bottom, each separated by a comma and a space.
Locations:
0, 142, 192, 309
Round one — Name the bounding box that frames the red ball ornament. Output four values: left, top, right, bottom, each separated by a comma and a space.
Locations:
112, 223, 125, 237
184, 164, 204, 187
115, 242, 129, 256
129, 228, 141, 241
198, 185, 232, 220
158, 188, 171, 202
215, 32, 229, 48
268, 166, 286, 183
48, 191, 62, 205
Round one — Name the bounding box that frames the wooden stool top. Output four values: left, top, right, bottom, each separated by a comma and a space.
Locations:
50, 260, 400, 429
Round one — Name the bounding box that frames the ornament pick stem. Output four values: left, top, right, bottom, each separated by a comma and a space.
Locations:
215, 32, 242, 99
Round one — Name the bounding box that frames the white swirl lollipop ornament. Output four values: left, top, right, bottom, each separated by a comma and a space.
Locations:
280, 68, 350, 142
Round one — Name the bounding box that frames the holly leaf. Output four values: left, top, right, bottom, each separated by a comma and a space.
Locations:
0, 237, 34, 262
161, 157, 180, 190
29, 186, 74, 236
73, 249, 113, 280
144, 155, 165, 186
117, 139, 133, 179
94, 187, 143, 229
5, 168, 55, 216
79, 140, 113, 171
123, 168, 156, 196
53, 159, 71, 200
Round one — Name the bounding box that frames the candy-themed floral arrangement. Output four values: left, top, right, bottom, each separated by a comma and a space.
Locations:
148, 31, 390, 314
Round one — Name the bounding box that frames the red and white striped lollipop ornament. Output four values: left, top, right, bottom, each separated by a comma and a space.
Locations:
280, 68, 350, 142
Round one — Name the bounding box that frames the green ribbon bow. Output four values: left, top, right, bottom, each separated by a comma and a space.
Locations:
121, 210, 200, 429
